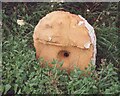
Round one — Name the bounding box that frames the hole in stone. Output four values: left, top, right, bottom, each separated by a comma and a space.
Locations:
58, 50, 70, 58
64, 52, 69, 57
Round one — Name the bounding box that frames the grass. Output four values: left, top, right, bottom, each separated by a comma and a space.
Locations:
1, 2, 120, 95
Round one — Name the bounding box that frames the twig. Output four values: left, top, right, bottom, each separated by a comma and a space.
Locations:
93, 11, 104, 28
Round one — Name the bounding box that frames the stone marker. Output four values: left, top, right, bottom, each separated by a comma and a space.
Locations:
33, 11, 96, 72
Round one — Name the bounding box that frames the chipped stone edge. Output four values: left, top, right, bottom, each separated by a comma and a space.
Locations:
78, 15, 97, 65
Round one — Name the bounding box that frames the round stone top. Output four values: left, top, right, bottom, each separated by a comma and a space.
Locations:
33, 11, 92, 49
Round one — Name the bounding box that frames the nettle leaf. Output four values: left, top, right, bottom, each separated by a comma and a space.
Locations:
4, 84, 11, 94
14, 84, 18, 94
51, 59, 58, 64
58, 61, 64, 67
0, 85, 4, 94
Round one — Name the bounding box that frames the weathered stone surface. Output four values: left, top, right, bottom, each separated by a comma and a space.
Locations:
33, 11, 96, 72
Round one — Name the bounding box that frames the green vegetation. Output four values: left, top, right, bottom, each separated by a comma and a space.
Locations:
1, 2, 120, 94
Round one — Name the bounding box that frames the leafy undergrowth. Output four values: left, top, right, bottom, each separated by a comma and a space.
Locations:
1, 31, 120, 94
2, 44, 120, 94
1, 2, 120, 95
